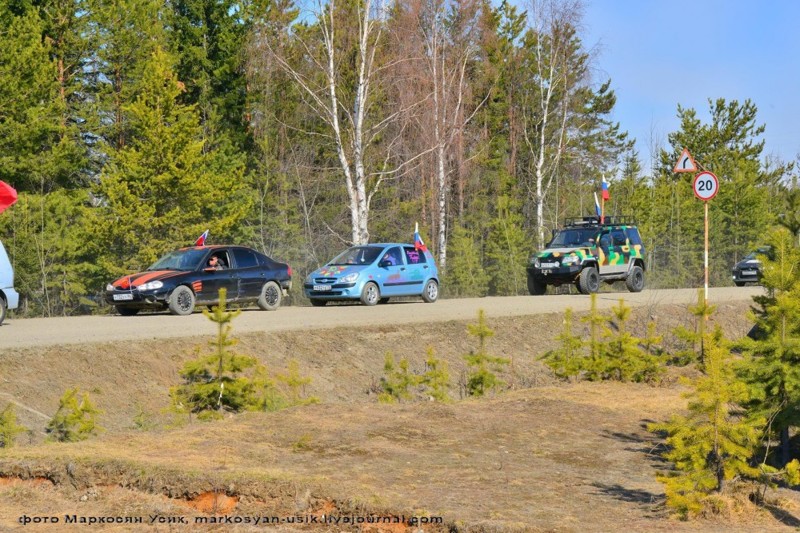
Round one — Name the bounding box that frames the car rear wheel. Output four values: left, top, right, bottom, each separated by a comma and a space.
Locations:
168, 285, 195, 315
578, 267, 600, 294
625, 265, 645, 292
360, 282, 380, 306
0, 297, 6, 326
309, 298, 327, 307
421, 279, 439, 303
527, 275, 547, 295
116, 306, 140, 316
257, 281, 282, 311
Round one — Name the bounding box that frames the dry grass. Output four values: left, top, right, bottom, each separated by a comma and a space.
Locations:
1, 300, 797, 532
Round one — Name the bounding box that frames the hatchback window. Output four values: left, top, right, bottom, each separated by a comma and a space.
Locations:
403, 247, 426, 264
329, 246, 383, 266
233, 248, 259, 269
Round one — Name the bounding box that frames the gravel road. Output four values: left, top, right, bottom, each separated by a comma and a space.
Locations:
0, 286, 763, 349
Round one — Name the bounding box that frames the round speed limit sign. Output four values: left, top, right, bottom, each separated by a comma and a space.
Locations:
693, 171, 719, 201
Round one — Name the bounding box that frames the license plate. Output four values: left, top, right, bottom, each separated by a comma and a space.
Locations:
313, 285, 331, 291
540, 262, 558, 268
742, 270, 756, 275
113, 293, 134, 301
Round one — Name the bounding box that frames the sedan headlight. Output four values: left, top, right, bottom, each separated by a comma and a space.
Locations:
139, 280, 164, 291
106, 283, 115, 291
339, 272, 359, 284
561, 255, 580, 266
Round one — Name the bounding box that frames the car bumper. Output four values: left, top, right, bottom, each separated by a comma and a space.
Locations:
732, 270, 760, 284
527, 265, 582, 284
303, 282, 358, 300
104, 289, 169, 308
2, 288, 19, 310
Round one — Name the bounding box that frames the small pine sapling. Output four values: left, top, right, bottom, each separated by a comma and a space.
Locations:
46, 388, 103, 442
379, 352, 421, 403
422, 347, 451, 402
276, 360, 320, 407
671, 288, 717, 366
171, 288, 258, 420
602, 299, 662, 382
540, 308, 584, 380
463, 309, 509, 396
0, 404, 27, 448
650, 328, 762, 518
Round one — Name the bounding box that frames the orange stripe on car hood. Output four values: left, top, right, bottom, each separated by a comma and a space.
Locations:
112, 270, 178, 289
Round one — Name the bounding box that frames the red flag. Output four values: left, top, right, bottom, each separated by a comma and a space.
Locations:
195, 229, 209, 247
0, 181, 18, 215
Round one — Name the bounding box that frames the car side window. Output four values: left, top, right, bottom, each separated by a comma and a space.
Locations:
232, 248, 258, 269
611, 230, 627, 246
626, 228, 643, 246
403, 246, 426, 265
599, 233, 611, 247
381, 247, 404, 266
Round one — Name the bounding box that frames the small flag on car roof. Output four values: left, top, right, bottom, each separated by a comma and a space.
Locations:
195, 229, 209, 247
414, 223, 428, 252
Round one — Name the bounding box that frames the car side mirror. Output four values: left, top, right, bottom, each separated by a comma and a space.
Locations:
378, 260, 392, 268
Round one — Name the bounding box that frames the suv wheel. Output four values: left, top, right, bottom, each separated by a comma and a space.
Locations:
625, 265, 645, 292
527, 275, 546, 295
578, 267, 600, 294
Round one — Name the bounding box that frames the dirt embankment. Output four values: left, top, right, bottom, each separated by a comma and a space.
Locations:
3, 296, 795, 532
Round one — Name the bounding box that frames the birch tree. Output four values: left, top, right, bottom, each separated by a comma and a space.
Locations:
259, 0, 390, 245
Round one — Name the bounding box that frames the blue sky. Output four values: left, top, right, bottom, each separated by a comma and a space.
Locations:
582, 0, 800, 171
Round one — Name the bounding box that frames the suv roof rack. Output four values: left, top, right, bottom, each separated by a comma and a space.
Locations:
563, 215, 637, 227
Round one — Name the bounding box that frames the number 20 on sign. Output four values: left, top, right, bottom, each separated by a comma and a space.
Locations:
693, 171, 719, 201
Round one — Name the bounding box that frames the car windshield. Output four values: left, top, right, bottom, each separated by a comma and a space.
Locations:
743, 252, 758, 261
147, 249, 208, 271
549, 228, 597, 248
328, 246, 383, 266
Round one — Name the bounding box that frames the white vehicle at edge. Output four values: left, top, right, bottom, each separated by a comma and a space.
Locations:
0, 239, 19, 325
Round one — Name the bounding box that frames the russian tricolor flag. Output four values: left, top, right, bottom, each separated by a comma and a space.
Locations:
414, 223, 428, 252
601, 175, 610, 200
195, 229, 209, 247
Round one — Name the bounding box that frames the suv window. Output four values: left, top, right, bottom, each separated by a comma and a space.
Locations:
611, 230, 627, 246
625, 228, 643, 246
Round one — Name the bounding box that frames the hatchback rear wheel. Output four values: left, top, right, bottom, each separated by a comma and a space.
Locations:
421, 279, 439, 303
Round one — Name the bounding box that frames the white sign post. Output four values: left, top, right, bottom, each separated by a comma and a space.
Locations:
693, 171, 719, 306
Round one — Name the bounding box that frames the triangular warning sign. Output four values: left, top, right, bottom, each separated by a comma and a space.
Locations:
673, 148, 697, 173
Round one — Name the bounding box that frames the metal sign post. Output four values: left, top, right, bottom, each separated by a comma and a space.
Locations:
692, 171, 719, 306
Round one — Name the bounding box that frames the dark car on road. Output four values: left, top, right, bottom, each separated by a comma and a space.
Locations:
732, 246, 771, 286
105, 245, 292, 315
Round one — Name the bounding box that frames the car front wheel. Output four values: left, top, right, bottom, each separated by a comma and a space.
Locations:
578, 267, 600, 294
625, 265, 645, 292
422, 280, 439, 303
168, 285, 196, 315
527, 275, 546, 295
257, 281, 282, 311
360, 282, 380, 306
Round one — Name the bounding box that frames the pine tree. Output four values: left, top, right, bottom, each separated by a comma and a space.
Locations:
540, 308, 584, 380
171, 288, 258, 420
463, 309, 509, 396
737, 228, 800, 467
485, 195, 529, 295
379, 353, 421, 404
650, 329, 762, 518
671, 289, 717, 366
597, 299, 661, 382
422, 347, 451, 403
46, 388, 103, 442
445, 224, 489, 297
0, 404, 27, 448
87, 47, 251, 279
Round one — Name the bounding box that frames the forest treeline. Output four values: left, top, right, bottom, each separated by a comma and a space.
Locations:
0, 0, 796, 317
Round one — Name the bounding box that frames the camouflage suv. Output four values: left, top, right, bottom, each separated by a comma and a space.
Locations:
526, 216, 646, 295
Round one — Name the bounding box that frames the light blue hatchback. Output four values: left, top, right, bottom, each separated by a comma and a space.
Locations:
303, 243, 439, 306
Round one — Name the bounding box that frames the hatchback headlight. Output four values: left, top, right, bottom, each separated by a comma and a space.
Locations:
339, 272, 359, 284
561, 255, 580, 266
139, 280, 164, 291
